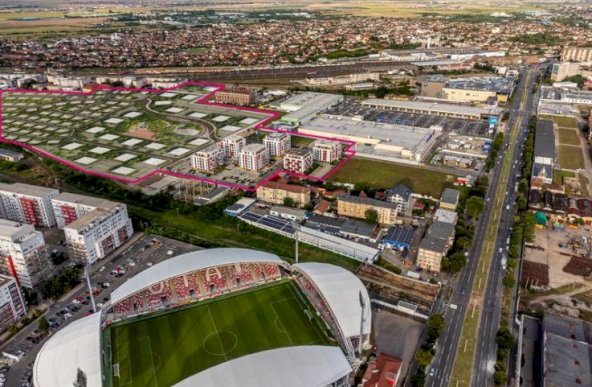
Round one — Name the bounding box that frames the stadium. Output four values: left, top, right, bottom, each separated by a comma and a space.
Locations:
33, 248, 371, 387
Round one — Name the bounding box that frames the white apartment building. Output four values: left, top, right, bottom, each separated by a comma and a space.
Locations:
0, 183, 59, 227
221, 135, 246, 161
63, 200, 134, 265
312, 140, 342, 163
283, 148, 313, 174
0, 219, 52, 289
561, 46, 592, 62
263, 132, 291, 157
190, 144, 224, 173
239, 144, 269, 172
51, 192, 108, 229
0, 275, 26, 332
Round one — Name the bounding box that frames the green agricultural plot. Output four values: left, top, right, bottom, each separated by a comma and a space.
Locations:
105, 281, 331, 387
329, 157, 452, 197
558, 145, 586, 170
557, 128, 581, 146
0, 87, 263, 179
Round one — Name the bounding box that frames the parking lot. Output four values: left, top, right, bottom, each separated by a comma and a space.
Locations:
0, 234, 199, 387
325, 98, 491, 137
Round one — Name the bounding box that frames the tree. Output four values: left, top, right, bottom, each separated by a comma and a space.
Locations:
365, 209, 378, 224
375, 86, 388, 99
38, 317, 49, 333
466, 196, 485, 220
426, 313, 445, 340
493, 370, 508, 385
22, 288, 38, 306
7, 324, 17, 335
444, 252, 467, 273
503, 275, 516, 288
410, 372, 426, 387
455, 236, 472, 251
283, 197, 295, 207
523, 212, 536, 242
496, 327, 515, 350
415, 349, 434, 367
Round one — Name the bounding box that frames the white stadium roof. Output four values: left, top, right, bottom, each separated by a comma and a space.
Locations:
173, 346, 351, 387
110, 248, 284, 305
293, 262, 371, 338
34, 312, 102, 387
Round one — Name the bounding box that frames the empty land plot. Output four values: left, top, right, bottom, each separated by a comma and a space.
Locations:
106, 281, 330, 387
329, 157, 452, 197
557, 128, 581, 146
558, 145, 585, 170
541, 115, 578, 129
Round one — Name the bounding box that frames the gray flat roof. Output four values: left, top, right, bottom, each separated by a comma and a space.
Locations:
441, 188, 460, 205
340, 195, 398, 210
534, 120, 556, 159
419, 236, 448, 253
445, 76, 515, 93
361, 98, 500, 118
0, 182, 58, 197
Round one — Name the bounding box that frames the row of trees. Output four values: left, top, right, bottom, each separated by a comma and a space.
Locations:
485, 133, 505, 171
493, 327, 515, 385
39, 266, 82, 300
441, 176, 489, 273
410, 314, 445, 386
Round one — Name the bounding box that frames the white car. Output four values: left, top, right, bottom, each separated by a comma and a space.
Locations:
97, 303, 104, 309
102, 282, 110, 288
99, 266, 106, 272
147, 262, 153, 267
129, 262, 136, 267
72, 299, 81, 304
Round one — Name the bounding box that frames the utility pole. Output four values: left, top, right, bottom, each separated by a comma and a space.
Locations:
294, 220, 299, 263
358, 290, 366, 357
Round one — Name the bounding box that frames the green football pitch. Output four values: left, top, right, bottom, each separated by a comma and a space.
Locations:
104, 280, 333, 387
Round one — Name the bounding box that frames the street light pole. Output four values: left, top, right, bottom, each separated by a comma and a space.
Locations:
85, 264, 97, 313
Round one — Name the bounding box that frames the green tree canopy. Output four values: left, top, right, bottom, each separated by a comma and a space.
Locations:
466, 196, 485, 220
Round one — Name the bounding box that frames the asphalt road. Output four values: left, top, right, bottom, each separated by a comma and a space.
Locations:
424, 66, 538, 387
471, 68, 538, 387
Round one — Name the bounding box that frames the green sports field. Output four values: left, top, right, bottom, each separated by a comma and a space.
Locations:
104, 281, 332, 387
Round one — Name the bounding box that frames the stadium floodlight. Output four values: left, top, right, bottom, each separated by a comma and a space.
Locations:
293, 219, 299, 263
84, 264, 97, 313
358, 290, 366, 356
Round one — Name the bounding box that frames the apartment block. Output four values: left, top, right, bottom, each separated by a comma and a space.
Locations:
312, 140, 342, 163
0, 219, 52, 289
190, 144, 224, 173
0, 183, 59, 227
256, 180, 311, 207
561, 46, 592, 62
214, 86, 255, 106
263, 132, 291, 157
62, 200, 133, 265
239, 143, 269, 172
283, 148, 313, 174
337, 195, 398, 225
221, 135, 246, 161
0, 275, 26, 333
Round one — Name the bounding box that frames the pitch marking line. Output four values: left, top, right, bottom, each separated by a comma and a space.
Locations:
206, 305, 229, 361
269, 298, 295, 344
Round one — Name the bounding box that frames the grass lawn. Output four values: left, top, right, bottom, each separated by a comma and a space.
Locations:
290, 136, 316, 147
539, 115, 578, 129
107, 281, 330, 387
329, 157, 452, 197
135, 206, 361, 272
558, 145, 586, 170
553, 169, 575, 185
557, 128, 581, 146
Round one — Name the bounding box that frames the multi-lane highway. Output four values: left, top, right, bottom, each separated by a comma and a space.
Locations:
424, 67, 538, 387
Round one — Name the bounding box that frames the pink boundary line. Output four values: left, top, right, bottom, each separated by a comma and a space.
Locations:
0, 81, 356, 192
